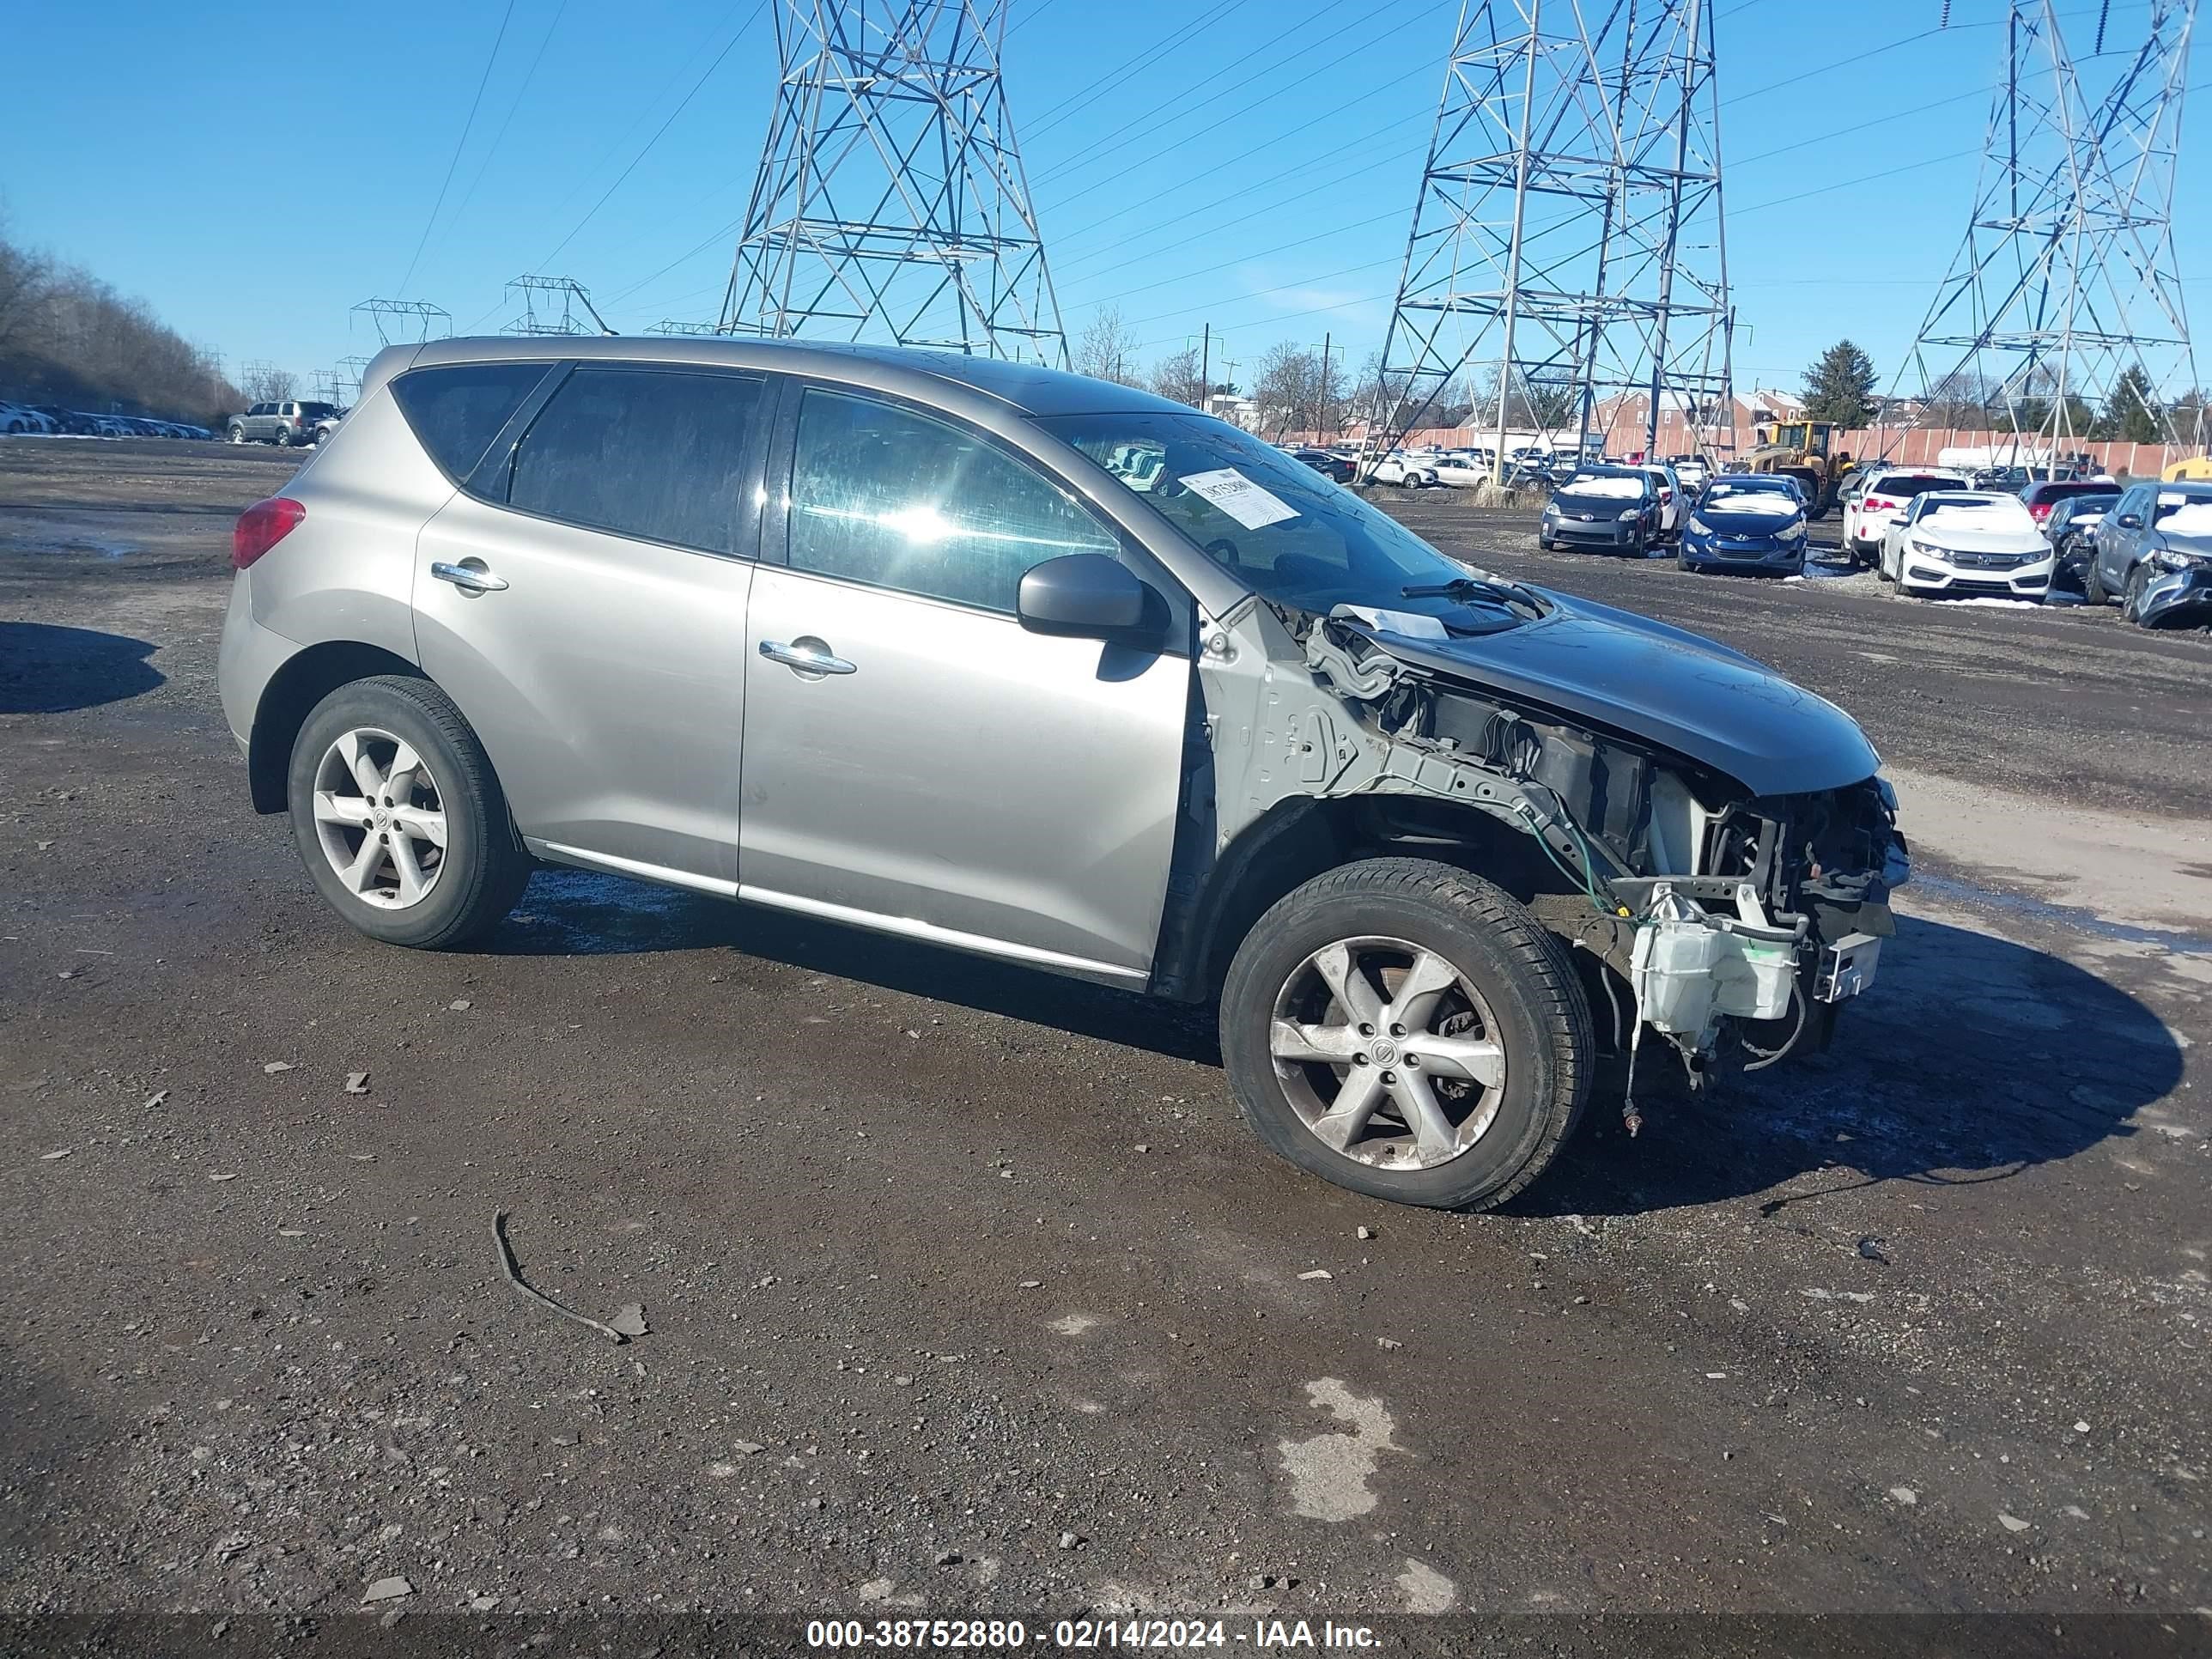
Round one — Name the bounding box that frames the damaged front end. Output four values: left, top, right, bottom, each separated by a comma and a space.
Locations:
1193, 592, 1909, 1109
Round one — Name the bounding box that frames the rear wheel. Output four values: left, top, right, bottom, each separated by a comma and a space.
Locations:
1219, 859, 1593, 1211
287, 676, 531, 951
2081, 550, 2110, 605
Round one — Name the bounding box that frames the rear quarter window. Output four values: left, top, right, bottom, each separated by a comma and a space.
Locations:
391, 362, 556, 484
507, 366, 765, 555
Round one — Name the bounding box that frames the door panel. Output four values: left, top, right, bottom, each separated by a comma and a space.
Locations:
738, 566, 1187, 974
415, 492, 751, 884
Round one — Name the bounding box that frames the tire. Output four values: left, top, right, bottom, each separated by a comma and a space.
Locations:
1218, 858, 1594, 1212
2120, 562, 2149, 623
2081, 550, 2110, 605
286, 675, 531, 951
227, 424, 246, 444
1537, 536, 1554, 552
271, 426, 291, 448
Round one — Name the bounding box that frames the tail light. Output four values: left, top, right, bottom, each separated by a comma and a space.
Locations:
1864, 496, 1894, 514
233, 496, 305, 568
2030, 501, 2052, 521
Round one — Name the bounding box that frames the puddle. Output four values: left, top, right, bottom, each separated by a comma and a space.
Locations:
26, 537, 145, 560
1912, 872, 2212, 957
499, 868, 739, 955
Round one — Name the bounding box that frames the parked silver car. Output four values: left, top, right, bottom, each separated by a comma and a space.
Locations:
218, 337, 1907, 1211
228, 399, 342, 446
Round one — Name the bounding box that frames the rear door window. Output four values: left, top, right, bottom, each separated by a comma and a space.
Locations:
784, 387, 1119, 614
392, 362, 555, 484
507, 367, 766, 556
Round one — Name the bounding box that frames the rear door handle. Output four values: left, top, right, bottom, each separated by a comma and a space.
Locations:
759, 638, 856, 676
430, 560, 508, 592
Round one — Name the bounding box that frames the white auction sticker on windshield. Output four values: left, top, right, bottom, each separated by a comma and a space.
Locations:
1179, 468, 1299, 530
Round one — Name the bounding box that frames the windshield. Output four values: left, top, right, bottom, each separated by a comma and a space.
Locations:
1035, 410, 1535, 624
2160, 501, 2212, 540
1558, 473, 1648, 499
2154, 490, 2212, 526
1702, 481, 1801, 514
1920, 495, 2033, 531
1872, 474, 1966, 500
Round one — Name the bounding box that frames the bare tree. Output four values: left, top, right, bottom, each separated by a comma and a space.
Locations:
240, 365, 299, 404
1252, 341, 1316, 439
0, 221, 242, 422
0, 228, 53, 361
1073, 305, 1142, 387
1148, 343, 1206, 410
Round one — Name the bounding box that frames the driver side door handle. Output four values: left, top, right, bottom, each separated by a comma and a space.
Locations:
759, 638, 857, 676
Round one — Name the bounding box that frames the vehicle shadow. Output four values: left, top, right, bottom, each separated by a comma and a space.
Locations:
0, 622, 164, 714
491, 867, 1222, 1065
1510, 910, 2185, 1217
492, 876, 2174, 1211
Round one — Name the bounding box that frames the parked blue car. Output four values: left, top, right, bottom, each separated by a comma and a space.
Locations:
1678, 475, 1809, 576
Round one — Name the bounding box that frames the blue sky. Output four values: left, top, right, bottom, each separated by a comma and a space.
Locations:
3, 0, 2202, 399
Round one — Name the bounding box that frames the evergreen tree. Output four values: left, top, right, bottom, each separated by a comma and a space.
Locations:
1801, 340, 1878, 428
2106, 365, 2162, 444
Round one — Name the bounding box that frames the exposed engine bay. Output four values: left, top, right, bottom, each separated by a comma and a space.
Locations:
1190, 594, 1911, 1108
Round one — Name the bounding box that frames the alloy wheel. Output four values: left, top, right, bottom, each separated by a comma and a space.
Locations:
1268, 935, 1507, 1170
310, 727, 450, 909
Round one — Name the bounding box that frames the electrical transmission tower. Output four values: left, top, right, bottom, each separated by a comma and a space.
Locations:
647, 319, 722, 336
502, 276, 613, 337
337, 356, 372, 405
1374, 0, 1734, 470
718, 0, 1068, 366
1888, 0, 2200, 457
351, 299, 453, 346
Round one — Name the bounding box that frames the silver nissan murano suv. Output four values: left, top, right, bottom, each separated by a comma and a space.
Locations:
219, 337, 1907, 1211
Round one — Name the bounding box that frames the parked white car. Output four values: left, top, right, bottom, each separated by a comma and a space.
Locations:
1667, 453, 1711, 495
1430, 453, 1489, 488
1878, 491, 2054, 599
0, 400, 56, 434
1364, 450, 1437, 488
1841, 468, 1969, 566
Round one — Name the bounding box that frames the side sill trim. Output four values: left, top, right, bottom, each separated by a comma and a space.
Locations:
523, 840, 1149, 986
737, 884, 1148, 984
528, 839, 739, 896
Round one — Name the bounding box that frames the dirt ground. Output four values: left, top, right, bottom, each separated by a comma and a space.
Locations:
1, 440, 2207, 1640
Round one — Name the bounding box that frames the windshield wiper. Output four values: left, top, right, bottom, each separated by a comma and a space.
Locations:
1401, 575, 1547, 617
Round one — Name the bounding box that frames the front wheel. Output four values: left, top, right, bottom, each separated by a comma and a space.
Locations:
1219, 859, 1593, 1211
2120, 562, 2150, 623
2081, 552, 2110, 605
227, 424, 246, 444
287, 675, 531, 950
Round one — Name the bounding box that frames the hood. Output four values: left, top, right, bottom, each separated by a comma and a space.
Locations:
1340, 591, 1880, 797
1698, 501, 1802, 528
1911, 522, 2049, 555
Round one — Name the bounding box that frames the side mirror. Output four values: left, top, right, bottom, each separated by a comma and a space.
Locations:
1017, 553, 1149, 640
2117, 514, 2143, 529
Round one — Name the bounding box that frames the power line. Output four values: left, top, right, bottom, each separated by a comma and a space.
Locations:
442, 0, 574, 236
538, 0, 767, 270
1030, 0, 1376, 190
397, 0, 520, 297
1025, 0, 1258, 143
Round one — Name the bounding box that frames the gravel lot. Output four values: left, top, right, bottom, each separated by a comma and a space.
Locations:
2, 441, 2207, 1635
